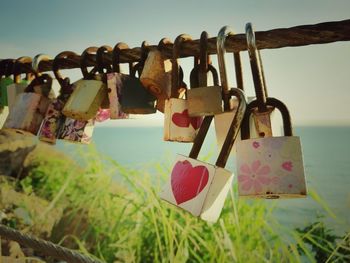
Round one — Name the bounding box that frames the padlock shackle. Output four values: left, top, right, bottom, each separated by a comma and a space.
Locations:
96, 45, 113, 74
13, 57, 35, 84
190, 64, 219, 89
189, 88, 247, 168
246, 23, 269, 113
53, 51, 80, 87
241, 97, 293, 140
80, 47, 98, 79
217, 26, 244, 111
24, 73, 53, 94
112, 42, 130, 73
32, 54, 51, 77
199, 31, 209, 87
131, 41, 149, 77
189, 31, 220, 89
171, 34, 192, 98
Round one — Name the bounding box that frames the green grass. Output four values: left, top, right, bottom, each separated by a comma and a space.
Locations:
9, 144, 349, 262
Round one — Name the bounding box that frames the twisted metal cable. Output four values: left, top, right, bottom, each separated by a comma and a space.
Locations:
0, 224, 102, 263
0, 19, 349, 75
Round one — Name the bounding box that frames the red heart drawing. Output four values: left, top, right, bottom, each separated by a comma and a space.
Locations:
171, 160, 209, 205
172, 109, 190, 128
282, 161, 293, 171
190, 116, 203, 130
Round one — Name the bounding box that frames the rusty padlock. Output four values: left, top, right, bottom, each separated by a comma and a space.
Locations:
140, 38, 172, 112
163, 34, 202, 142
187, 31, 222, 116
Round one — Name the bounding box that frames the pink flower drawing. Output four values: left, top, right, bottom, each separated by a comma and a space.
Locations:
238, 160, 271, 193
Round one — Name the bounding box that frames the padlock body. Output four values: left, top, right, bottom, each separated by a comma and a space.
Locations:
38, 99, 65, 144
236, 136, 307, 199
6, 82, 28, 111
187, 86, 222, 116
214, 97, 240, 154
62, 79, 106, 121
140, 50, 172, 97
3, 93, 50, 135
164, 98, 202, 142
160, 154, 233, 222
119, 74, 156, 114
58, 118, 94, 144
107, 73, 129, 119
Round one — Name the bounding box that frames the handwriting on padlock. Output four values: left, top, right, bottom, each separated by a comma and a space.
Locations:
171, 109, 203, 129
171, 160, 209, 205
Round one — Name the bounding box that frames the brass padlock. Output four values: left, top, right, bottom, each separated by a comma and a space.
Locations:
187, 32, 222, 117
62, 47, 107, 121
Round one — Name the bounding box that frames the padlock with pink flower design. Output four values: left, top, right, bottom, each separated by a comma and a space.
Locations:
236, 97, 307, 199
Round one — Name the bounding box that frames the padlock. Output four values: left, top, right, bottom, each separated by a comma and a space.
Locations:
164, 34, 202, 142
140, 38, 172, 112
160, 88, 246, 222
118, 41, 157, 114
58, 118, 95, 144
6, 57, 34, 111
214, 26, 244, 152
62, 47, 107, 121
0, 59, 15, 107
105, 42, 130, 119
187, 31, 222, 116
236, 23, 307, 199
236, 98, 307, 199
38, 51, 79, 144
3, 74, 52, 135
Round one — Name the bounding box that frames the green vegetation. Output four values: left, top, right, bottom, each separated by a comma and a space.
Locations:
1, 144, 349, 262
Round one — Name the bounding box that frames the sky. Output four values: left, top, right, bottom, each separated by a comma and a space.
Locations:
1, 0, 350, 126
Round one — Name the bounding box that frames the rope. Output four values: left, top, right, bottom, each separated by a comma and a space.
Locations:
0, 224, 102, 263
0, 19, 349, 75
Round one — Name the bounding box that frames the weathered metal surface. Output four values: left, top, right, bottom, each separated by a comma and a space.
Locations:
2, 20, 349, 75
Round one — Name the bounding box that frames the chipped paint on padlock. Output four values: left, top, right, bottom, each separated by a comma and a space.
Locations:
237, 97, 307, 199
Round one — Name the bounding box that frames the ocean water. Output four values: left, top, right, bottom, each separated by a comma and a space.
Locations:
58, 125, 350, 235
